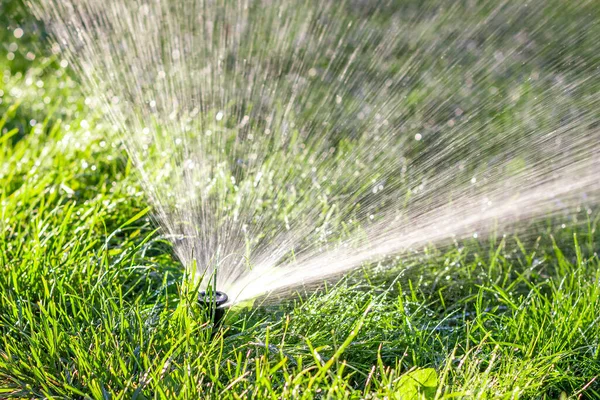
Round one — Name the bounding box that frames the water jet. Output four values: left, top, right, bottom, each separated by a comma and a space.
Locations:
30, 0, 600, 306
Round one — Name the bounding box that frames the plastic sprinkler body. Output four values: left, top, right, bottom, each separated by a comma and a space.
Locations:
198, 290, 228, 328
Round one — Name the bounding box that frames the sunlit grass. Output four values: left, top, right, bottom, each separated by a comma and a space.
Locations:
1, 2, 599, 398
1, 70, 599, 398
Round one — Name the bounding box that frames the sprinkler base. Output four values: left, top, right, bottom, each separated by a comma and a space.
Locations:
198, 290, 228, 327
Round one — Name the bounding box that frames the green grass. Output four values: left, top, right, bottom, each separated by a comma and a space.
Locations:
1, 68, 599, 400
1, 1, 600, 399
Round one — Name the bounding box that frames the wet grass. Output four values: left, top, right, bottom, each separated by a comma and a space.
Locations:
1, 62, 599, 400
1, 2, 600, 399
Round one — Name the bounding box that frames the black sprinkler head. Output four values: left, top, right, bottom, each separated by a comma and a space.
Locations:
198, 290, 229, 328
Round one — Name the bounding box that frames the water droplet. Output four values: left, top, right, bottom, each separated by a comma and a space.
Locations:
414, 133, 422, 141
216, 111, 224, 121
13, 28, 24, 39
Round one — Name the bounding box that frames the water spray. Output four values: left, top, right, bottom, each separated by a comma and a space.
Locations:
198, 290, 229, 327
31, 0, 600, 305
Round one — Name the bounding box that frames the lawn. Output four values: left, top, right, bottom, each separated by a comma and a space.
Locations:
1, 1, 599, 398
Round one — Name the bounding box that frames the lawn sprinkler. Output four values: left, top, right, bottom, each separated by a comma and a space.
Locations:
198, 290, 229, 327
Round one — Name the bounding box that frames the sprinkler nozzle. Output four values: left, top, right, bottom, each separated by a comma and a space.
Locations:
198, 290, 228, 327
